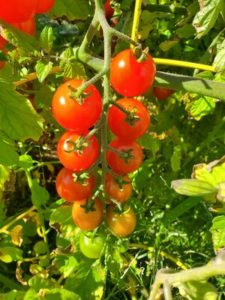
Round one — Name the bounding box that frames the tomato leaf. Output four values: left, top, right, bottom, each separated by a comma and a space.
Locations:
171, 145, 182, 172
60, 48, 86, 79
213, 46, 225, 73
35, 61, 53, 83
31, 179, 49, 207
171, 179, 217, 196
211, 216, 225, 251
176, 281, 218, 300
0, 80, 44, 141
0, 139, 19, 166
40, 26, 54, 53
0, 246, 22, 263
186, 95, 216, 120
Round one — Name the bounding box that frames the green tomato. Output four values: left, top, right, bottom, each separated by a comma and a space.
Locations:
79, 233, 105, 259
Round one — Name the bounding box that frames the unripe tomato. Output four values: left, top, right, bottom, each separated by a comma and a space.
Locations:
79, 232, 105, 259
36, 0, 55, 14
153, 87, 174, 100
57, 131, 100, 172
105, 173, 132, 203
72, 199, 103, 230
104, 0, 114, 20
108, 98, 150, 142
13, 17, 36, 36
106, 205, 137, 237
56, 168, 95, 202
0, 0, 38, 23
110, 49, 156, 97
106, 139, 143, 175
52, 79, 102, 134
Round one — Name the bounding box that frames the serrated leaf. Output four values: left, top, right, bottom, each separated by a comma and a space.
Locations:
40, 26, 54, 53
0, 80, 44, 141
60, 48, 86, 79
35, 61, 53, 83
50, 0, 92, 21
213, 47, 225, 73
188, 96, 215, 120
171, 179, 216, 196
0, 246, 22, 263
31, 179, 49, 207
193, 0, 223, 38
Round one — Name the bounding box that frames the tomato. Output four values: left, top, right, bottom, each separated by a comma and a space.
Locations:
52, 79, 102, 133
72, 199, 103, 230
79, 232, 105, 259
56, 168, 95, 202
13, 17, 36, 36
106, 139, 143, 175
104, 0, 114, 20
0, 0, 38, 23
36, 0, 55, 13
153, 87, 174, 100
110, 49, 156, 97
105, 173, 132, 203
0, 36, 7, 49
106, 205, 137, 237
57, 131, 100, 172
108, 98, 150, 141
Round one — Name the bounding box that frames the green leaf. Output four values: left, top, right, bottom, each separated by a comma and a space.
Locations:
35, 61, 53, 83
176, 24, 195, 38
45, 289, 80, 300
186, 96, 216, 120
177, 280, 218, 300
31, 179, 49, 207
211, 216, 225, 251
40, 26, 54, 53
59, 256, 79, 278
163, 197, 202, 225
159, 40, 179, 52
213, 47, 225, 73
171, 145, 182, 172
193, 0, 224, 38
60, 48, 86, 79
0, 80, 44, 141
50, 0, 92, 21
28, 275, 58, 292
18, 154, 34, 170
24, 289, 39, 300
134, 159, 152, 190
0, 290, 26, 300
138, 135, 160, 156
0, 246, 22, 263
0, 139, 18, 166
171, 179, 216, 196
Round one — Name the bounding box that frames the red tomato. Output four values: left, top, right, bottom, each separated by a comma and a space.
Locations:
110, 49, 156, 97
0, 36, 7, 49
13, 17, 36, 36
106, 205, 137, 237
105, 173, 132, 203
36, 0, 55, 13
72, 199, 103, 230
106, 139, 143, 175
56, 168, 95, 202
52, 79, 102, 133
104, 0, 114, 20
153, 87, 174, 100
0, 0, 38, 23
57, 131, 100, 172
108, 98, 150, 141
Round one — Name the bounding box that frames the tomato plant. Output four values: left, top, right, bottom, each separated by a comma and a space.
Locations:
79, 232, 105, 259
110, 49, 156, 97
107, 139, 143, 175
105, 173, 132, 203
56, 168, 95, 202
57, 131, 100, 172
153, 87, 174, 100
36, 0, 55, 13
106, 205, 137, 237
72, 199, 103, 230
107, 98, 150, 141
104, 0, 114, 20
52, 79, 102, 133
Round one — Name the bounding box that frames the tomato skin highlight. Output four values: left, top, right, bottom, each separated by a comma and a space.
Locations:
0, 0, 38, 23
52, 79, 102, 134
72, 199, 103, 230
110, 49, 156, 97
106, 205, 137, 237
36, 0, 55, 13
79, 232, 105, 259
153, 87, 174, 100
106, 139, 143, 175
56, 168, 95, 202
108, 98, 150, 142
105, 173, 132, 203
57, 131, 100, 172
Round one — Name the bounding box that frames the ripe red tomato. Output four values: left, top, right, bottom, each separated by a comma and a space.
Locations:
106, 205, 137, 237
52, 79, 102, 133
105, 173, 132, 203
13, 17, 36, 36
110, 49, 156, 97
153, 87, 174, 100
72, 199, 103, 230
108, 98, 150, 141
104, 0, 114, 20
106, 139, 143, 175
36, 0, 55, 13
56, 168, 95, 202
0, 0, 38, 23
57, 131, 100, 172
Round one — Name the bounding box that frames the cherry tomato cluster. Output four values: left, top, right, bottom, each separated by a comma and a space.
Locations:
0, 0, 55, 69
52, 48, 156, 238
